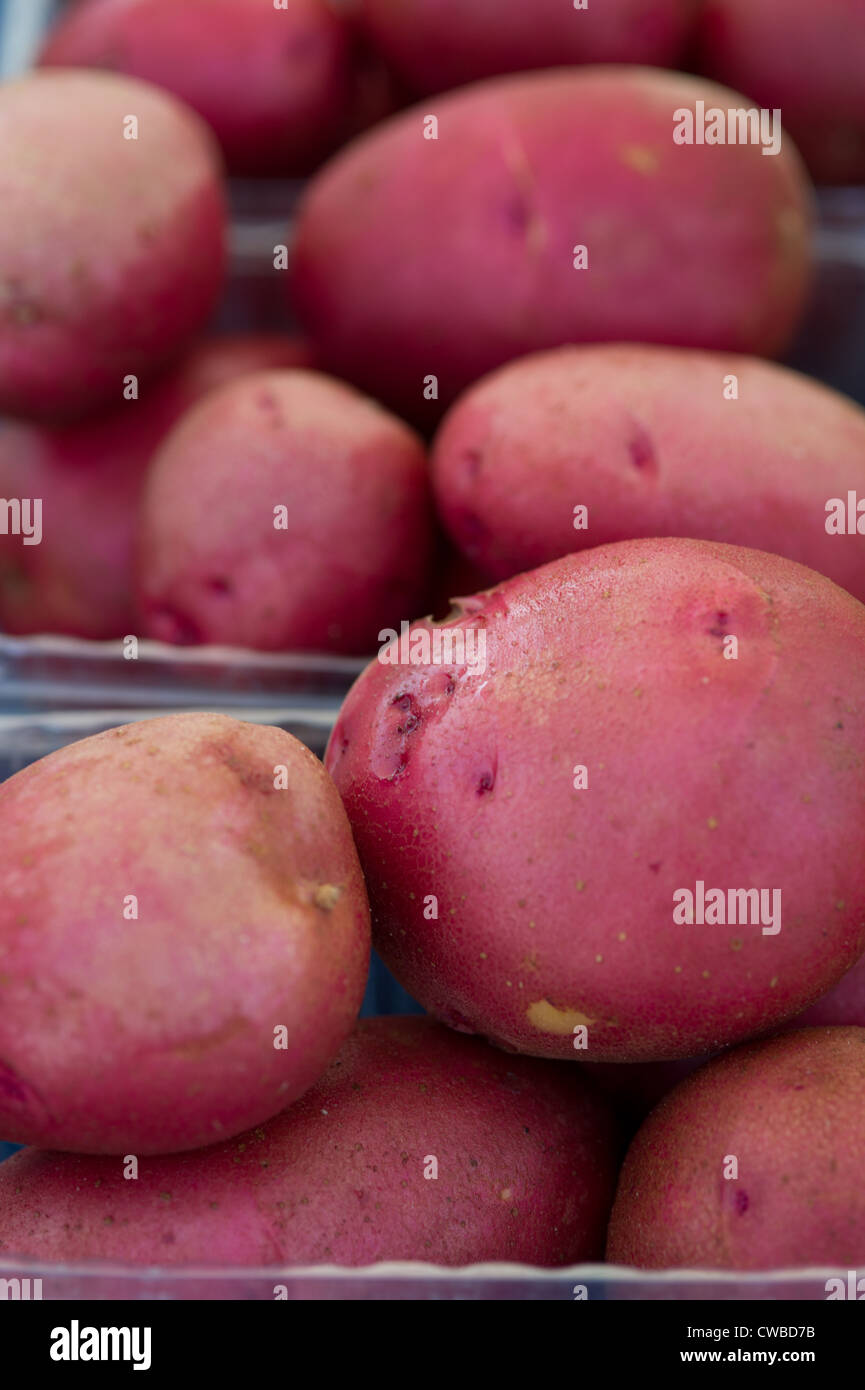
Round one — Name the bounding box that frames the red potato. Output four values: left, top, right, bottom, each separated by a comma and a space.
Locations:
606, 1028, 865, 1269
40, 0, 397, 176
0, 713, 370, 1155
359, 0, 698, 95
137, 370, 434, 654
0, 1017, 619, 1266
325, 538, 865, 1063
0, 335, 315, 640
696, 0, 865, 185
431, 344, 865, 603
0, 70, 226, 421
291, 67, 814, 420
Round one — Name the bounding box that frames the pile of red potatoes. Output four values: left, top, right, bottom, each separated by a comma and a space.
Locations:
0, 0, 864, 1274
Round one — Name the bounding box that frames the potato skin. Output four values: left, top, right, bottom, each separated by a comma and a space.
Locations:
0, 335, 315, 640
696, 0, 865, 185
0, 714, 370, 1154
40, 0, 359, 177
0, 1017, 619, 1267
359, 0, 697, 95
325, 538, 865, 1062
606, 1027, 865, 1269
432, 344, 865, 603
136, 370, 434, 654
291, 67, 814, 419
0, 70, 226, 421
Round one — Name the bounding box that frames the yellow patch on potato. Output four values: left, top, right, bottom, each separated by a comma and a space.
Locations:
619, 144, 659, 175
526, 999, 594, 1033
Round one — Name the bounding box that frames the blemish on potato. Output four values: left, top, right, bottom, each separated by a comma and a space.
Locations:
501, 138, 546, 253
462, 447, 483, 481
476, 766, 496, 795
171, 1015, 249, 1057
626, 422, 658, 478
526, 999, 594, 1033
314, 883, 342, 911
619, 144, 659, 175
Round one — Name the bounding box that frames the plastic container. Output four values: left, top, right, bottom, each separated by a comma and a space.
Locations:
0, 633, 364, 755
0, 1255, 846, 1302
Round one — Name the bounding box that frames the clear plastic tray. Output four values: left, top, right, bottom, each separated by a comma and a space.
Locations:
0, 1255, 845, 1301
0, 633, 365, 759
